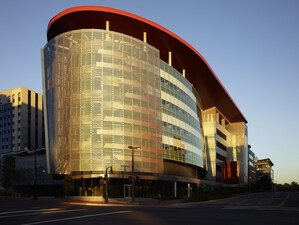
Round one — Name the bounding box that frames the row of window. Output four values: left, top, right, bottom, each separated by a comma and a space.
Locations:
160, 60, 193, 93
217, 112, 229, 127
77, 51, 156, 70
78, 107, 160, 125
163, 144, 202, 166
161, 99, 200, 131
0, 106, 21, 114
101, 121, 160, 135
1, 120, 21, 129
6, 92, 21, 104
2, 143, 21, 149
81, 134, 162, 149
0, 114, 21, 122
0, 107, 11, 113
163, 121, 201, 148
161, 77, 197, 114
0, 129, 11, 135
75, 77, 159, 98
216, 129, 227, 140
216, 153, 226, 161
216, 141, 227, 152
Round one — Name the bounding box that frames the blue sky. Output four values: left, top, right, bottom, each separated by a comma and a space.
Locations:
0, 0, 298, 184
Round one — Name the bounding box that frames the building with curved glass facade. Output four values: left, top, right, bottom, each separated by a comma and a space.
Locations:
42, 6, 249, 197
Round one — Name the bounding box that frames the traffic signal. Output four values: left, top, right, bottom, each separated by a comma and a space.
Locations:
128, 176, 133, 181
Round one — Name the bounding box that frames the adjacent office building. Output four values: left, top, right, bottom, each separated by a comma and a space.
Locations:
42, 6, 249, 196
0, 87, 45, 187
255, 158, 274, 181
248, 146, 256, 185
0, 87, 44, 153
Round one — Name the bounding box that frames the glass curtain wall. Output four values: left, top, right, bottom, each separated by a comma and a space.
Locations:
160, 60, 204, 168
43, 29, 162, 175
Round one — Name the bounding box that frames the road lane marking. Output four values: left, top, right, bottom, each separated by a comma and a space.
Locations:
222, 205, 299, 211
279, 192, 290, 207
0, 208, 62, 215
22, 210, 133, 225
0, 209, 86, 219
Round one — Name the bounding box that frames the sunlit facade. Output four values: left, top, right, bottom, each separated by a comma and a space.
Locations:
42, 6, 248, 193
255, 158, 274, 181
203, 107, 248, 184
43, 29, 164, 175
0, 87, 44, 153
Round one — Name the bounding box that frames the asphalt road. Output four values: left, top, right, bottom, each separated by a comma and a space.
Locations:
0, 192, 298, 225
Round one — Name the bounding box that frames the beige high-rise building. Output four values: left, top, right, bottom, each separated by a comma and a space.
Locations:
0, 87, 44, 153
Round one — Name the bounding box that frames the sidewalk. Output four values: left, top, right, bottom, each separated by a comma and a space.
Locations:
1, 195, 185, 206
61, 197, 185, 206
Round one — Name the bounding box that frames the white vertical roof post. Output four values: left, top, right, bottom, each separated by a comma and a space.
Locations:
182, 69, 186, 77
168, 51, 172, 66
143, 32, 147, 43
106, 21, 110, 31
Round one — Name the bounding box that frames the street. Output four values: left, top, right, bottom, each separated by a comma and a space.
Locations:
0, 192, 299, 225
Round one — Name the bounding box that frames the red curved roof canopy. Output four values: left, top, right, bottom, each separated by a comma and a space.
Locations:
47, 6, 247, 123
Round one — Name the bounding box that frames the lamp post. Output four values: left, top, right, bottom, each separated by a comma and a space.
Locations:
128, 145, 140, 202
105, 166, 113, 204
24, 144, 38, 200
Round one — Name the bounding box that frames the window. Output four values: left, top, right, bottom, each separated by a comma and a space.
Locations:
217, 129, 226, 140
216, 141, 227, 151
216, 153, 226, 161
218, 113, 223, 124
216, 165, 222, 172
35, 93, 38, 108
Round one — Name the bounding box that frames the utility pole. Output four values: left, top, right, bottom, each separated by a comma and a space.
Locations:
128, 146, 140, 202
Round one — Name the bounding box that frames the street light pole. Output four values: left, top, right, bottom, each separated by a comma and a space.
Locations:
128, 146, 140, 202
34, 148, 37, 200
105, 166, 112, 204
25, 144, 38, 200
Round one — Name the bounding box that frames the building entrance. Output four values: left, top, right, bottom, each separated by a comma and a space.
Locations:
124, 184, 132, 199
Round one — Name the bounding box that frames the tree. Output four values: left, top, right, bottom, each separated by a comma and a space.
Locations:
2, 171, 12, 191
256, 174, 273, 191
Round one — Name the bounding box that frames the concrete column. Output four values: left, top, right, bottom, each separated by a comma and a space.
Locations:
106, 21, 110, 31
168, 51, 172, 66
174, 181, 177, 198
143, 32, 147, 43
182, 69, 186, 77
